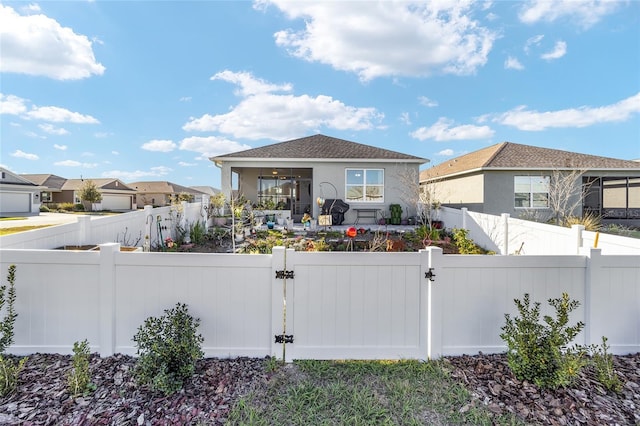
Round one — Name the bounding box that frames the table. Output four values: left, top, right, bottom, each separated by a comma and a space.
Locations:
353, 208, 379, 224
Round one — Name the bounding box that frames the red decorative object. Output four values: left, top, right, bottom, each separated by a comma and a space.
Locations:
346, 227, 357, 238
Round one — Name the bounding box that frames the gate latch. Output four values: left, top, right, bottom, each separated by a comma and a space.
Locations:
425, 268, 436, 282
275, 270, 295, 279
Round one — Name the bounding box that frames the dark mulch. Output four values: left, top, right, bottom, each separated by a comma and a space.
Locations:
446, 352, 640, 425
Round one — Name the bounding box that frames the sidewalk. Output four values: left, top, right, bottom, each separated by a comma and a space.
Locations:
0, 213, 83, 229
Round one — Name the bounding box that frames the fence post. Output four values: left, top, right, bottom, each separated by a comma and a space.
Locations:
426, 246, 444, 359
98, 243, 119, 356
461, 207, 468, 230
271, 246, 286, 361
581, 247, 602, 348
501, 213, 510, 255
77, 215, 91, 247
572, 225, 585, 255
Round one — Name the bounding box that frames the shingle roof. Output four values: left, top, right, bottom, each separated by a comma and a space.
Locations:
421, 142, 640, 181
128, 181, 208, 195
212, 134, 427, 162
61, 179, 135, 191
21, 174, 67, 190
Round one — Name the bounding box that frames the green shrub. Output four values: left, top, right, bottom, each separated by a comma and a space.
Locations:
0, 355, 27, 397
39, 205, 50, 212
590, 336, 621, 392
57, 202, 75, 211
0, 265, 18, 353
68, 339, 95, 397
189, 220, 206, 245
133, 303, 204, 395
451, 228, 483, 254
500, 293, 586, 388
74, 203, 85, 211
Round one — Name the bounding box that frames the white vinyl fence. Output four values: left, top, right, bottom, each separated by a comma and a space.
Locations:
0, 202, 208, 250
1, 246, 638, 361
438, 207, 640, 255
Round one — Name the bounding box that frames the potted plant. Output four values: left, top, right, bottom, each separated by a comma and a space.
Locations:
210, 193, 227, 226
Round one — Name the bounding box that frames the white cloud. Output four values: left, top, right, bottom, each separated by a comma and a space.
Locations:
39, 123, 69, 135
184, 71, 383, 140
111, 151, 119, 155
11, 149, 39, 160
179, 136, 252, 158
0, 93, 28, 115
437, 149, 455, 156
211, 70, 292, 96
26, 105, 99, 123
504, 56, 524, 70
519, 0, 622, 28
524, 34, 544, 55
54, 160, 98, 168
103, 166, 172, 181
0, 4, 105, 80
491, 92, 640, 131
178, 161, 197, 167
53, 144, 67, 150
141, 139, 177, 152
411, 117, 495, 141
418, 96, 438, 107
179, 96, 192, 102
263, 1, 498, 81
399, 112, 411, 125
541, 41, 567, 61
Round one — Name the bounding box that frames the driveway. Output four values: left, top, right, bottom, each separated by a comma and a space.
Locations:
0, 213, 84, 229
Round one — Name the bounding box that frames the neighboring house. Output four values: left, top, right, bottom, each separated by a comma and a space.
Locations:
22, 174, 136, 211
420, 142, 640, 226
129, 181, 209, 207
0, 167, 44, 216
210, 134, 428, 223
189, 186, 221, 197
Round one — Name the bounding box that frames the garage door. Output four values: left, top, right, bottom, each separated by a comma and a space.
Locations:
101, 195, 131, 211
0, 192, 31, 214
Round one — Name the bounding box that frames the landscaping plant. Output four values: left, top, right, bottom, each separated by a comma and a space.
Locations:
67, 339, 96, 397
133, 303, 204, 395
500, 293, 587, 388
0, 264, 27, 397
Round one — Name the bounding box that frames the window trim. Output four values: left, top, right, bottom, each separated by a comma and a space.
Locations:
514, 175, 550, 209
345, 168, 384, 203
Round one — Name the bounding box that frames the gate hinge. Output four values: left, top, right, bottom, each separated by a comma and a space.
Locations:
425, 268, 436, 282
274, 334, 294, 344
275, 270, 295, 279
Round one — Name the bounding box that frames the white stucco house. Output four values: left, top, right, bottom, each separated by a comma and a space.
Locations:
0, 167, 44, 216
210, 134, 429, 223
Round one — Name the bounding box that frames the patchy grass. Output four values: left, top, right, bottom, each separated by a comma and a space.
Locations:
227, 359, 524, 426
0, 225, 54, 236
0, 217, 28, 221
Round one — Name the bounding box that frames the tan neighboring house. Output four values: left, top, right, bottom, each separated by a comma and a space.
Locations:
211, 134, 428, 223
22, 174, 136, 211
420, 142, 640, 226
128, 181, 209, 207
0, 167, 44, 215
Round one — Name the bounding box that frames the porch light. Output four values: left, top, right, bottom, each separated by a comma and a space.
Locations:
316, 197, 325, 206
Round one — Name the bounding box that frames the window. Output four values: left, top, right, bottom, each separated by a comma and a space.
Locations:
514, 176, 549, 208
346, 169, 384, 202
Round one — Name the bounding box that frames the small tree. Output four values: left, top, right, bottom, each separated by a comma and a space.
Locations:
395, 165, 446, 229
78, 180, 102, 212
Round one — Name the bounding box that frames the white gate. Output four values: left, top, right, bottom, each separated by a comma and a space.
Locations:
273, 248, 431, 362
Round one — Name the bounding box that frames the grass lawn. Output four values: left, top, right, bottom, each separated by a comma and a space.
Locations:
0, 225, 54, 236
227, 358, 523, 426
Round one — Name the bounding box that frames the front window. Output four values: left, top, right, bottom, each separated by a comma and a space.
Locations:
514, 176, 549, 208
346, 169, 384, 202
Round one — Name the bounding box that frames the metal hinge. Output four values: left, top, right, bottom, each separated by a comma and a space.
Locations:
274, 334, 294, 344
275, 270, 295, 279
425, 268, 436, 282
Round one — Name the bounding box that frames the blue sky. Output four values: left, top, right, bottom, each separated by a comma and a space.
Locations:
1, 0, 639, 189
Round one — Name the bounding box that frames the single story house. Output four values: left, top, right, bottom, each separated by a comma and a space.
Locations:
128, 181, 209, 207
420, 142, 640, 226
0, 167, 44, 216
22, 174, 137, 211
210, 134, 428, 223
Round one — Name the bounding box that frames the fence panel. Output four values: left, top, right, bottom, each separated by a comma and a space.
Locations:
284, 250, 428, 361
111, 252, 273, 358
1, 250, 102, 354
429, 248, 587, 357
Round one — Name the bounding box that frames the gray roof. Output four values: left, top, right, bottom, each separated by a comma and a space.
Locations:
128, 181, 209, 196
21, 174, 67, 190
421, 142, 640, 181
212, 134, 427, 162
